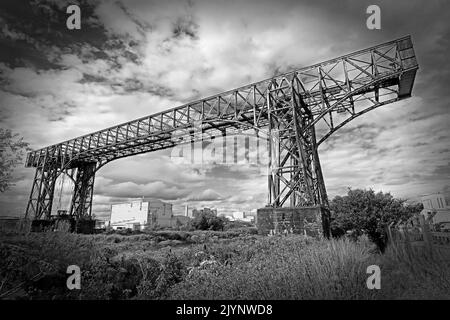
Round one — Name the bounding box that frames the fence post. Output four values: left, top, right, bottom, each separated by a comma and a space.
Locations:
402, 222, 414, 256
387, 221, 400, 256
419, 215, 433, 256
387, 222, 394, 243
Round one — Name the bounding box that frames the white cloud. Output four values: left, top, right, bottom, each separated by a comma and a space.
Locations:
1, 0, 450, 217
186, 188, 223, 201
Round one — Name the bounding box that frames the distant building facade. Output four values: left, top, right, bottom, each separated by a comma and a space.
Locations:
109, 199, 188, 230
218, 210, 256, 223
420, 192, 450, 225
230, 211, 255, 223
188, 207, 256, 223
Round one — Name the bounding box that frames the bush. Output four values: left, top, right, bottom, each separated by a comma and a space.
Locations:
330, 188, 421, 252
153, 253, 186, 298
192, 212, 226, 231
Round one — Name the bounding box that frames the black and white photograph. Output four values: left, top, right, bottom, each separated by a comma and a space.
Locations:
0, 0, 449, 308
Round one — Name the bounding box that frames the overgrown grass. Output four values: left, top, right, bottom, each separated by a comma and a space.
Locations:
1, 231, 449, 300
167, 237, 378, 299
373, 240, 450, 299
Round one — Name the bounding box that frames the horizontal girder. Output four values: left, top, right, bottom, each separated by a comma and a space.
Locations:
24, 36, 418, 221
25, 36, 417, 170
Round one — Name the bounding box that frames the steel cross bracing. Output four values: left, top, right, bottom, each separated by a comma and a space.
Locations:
25, 36, 418, 220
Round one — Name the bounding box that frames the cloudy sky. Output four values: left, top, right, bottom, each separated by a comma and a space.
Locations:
0, 0, 449, 219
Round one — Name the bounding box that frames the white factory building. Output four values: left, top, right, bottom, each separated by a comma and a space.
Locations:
217, 210, 256, 223
109, 198, 188, 230
421, 192, 450, 225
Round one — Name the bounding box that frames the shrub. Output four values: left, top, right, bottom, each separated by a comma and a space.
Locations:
192, 212, 226, 231
152, 253, 186, 299
330, 188, 420, 252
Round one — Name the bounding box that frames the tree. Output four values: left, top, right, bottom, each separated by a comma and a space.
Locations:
0, 129, 30, 192
191, 211, 226, 231
330, 188, 422, 252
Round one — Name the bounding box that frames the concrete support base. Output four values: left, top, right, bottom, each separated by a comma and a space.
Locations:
31, 218, 95, 234
257, 206, 330, 238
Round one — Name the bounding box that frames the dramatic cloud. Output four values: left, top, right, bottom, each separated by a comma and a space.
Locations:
0, 0, 449, 218
186, 189, 224, 202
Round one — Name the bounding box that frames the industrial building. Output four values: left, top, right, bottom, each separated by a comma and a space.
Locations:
217, 210, 256, 223
228, 211, 255, 223
109, 198, 188, 230
421, 192, 450, 225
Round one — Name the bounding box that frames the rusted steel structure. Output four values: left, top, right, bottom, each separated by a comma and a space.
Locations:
24, 36, 418, 221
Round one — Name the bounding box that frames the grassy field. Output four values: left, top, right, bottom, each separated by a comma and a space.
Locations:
1, 228, 449, 300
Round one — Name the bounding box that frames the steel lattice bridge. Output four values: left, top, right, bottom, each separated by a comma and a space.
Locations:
24, 36, 418, 223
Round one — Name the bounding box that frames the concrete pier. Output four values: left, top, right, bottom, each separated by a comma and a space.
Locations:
257, 206, 330, 238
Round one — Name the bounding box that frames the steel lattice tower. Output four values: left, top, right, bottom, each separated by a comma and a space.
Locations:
24, 36, 418, 222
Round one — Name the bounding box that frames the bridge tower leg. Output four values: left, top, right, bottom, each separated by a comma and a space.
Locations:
259, 74, 330, 237
69, 162, 97, 219
25, 151, 59, 220
267, 74, 328, 207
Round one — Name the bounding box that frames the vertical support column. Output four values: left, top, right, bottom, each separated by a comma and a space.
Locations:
268, 126, 281, 206
25, 150, 58, 220
70, 162, 97, 219
310, 128, 329, 207
267, 80, 281, 207
266, 74, 329, 209
292, 117, 315, 206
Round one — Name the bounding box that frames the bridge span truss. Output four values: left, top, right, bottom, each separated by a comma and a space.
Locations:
24, 36, 418, 221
